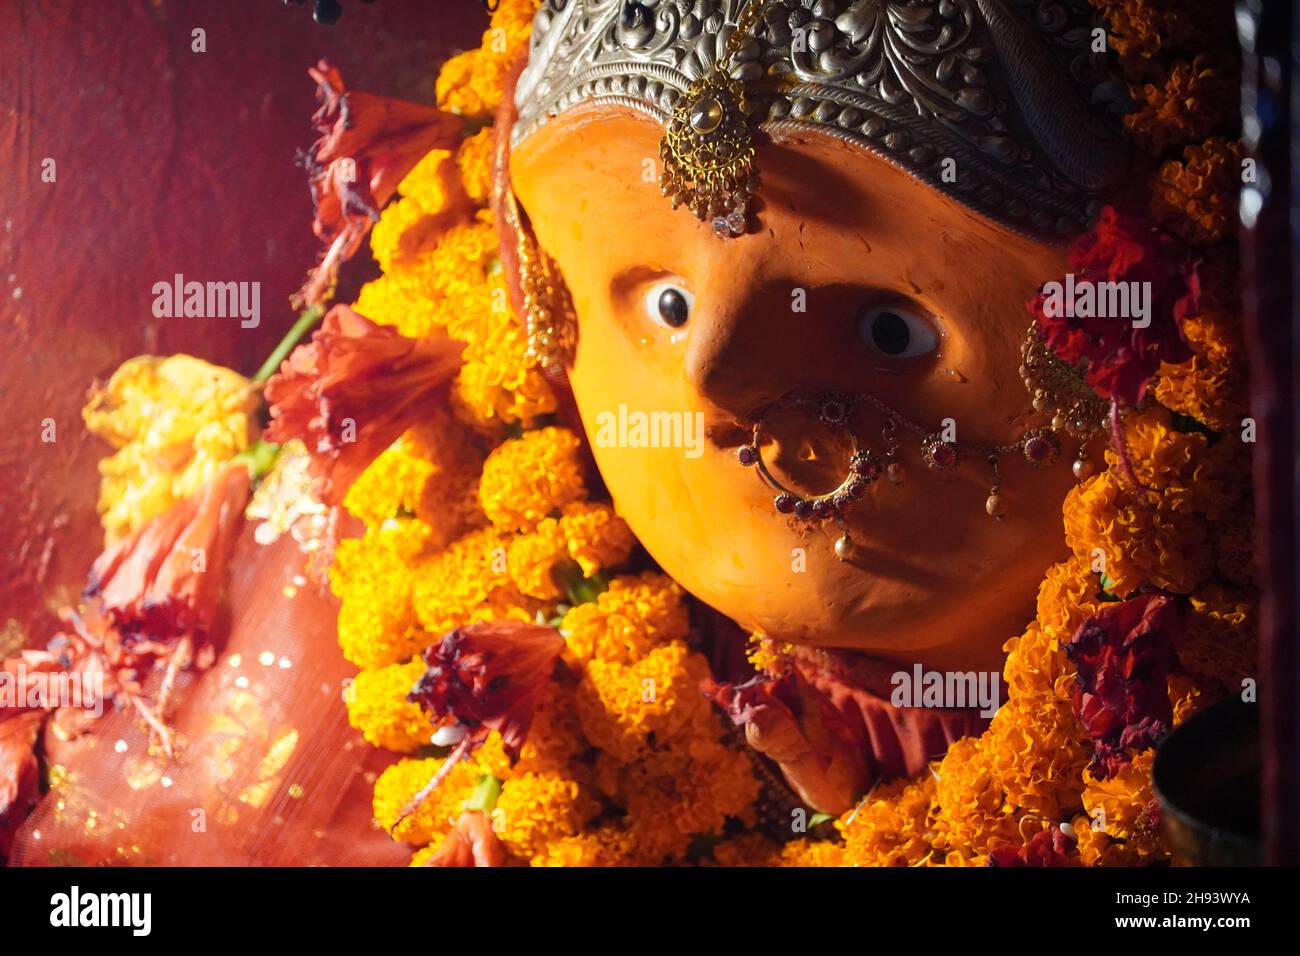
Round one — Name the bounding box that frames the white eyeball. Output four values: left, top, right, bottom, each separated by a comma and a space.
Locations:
644, 281, 694, 329
857, 304, 940, 358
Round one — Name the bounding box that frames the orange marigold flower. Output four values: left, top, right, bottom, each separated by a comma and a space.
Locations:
1124, 56, 1231, 157
264, 305, 465, 506
478, 427, 586, 532
493, 771, 601, 863
574, 640, 715, 762
1151, 138, 1241, 246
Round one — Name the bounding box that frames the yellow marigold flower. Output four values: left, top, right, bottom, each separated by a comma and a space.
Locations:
397, 147, 456, 215
342, 441, 437, 530
779, 838, 846, 867
575, 640, 715, 762
1063, 471, 1214, 596
456, 128, 495, 205
1072, 814, 1144, 866
1091, 0, 1225, 67
345, 658, 437, 753
561, 571, 688, 665
434, 1, 539, 118
932, 737, 1018, 856
1106, 406, 1241, 521
615, 737, 761, 863
506, 517, 570, 600
478, 426, 586, 532
1151, 137, 1240, 246
1167, 671, 1216, 727
331, 518, 434, 669
1081, 751, 1167, 861
557, 501, 635, 578
411, 525, 545, 636
1036, 560, 1103, 644
83, 354, 256, 542
513, 682, 589, 776
493, 771, 600, 864
1178, 582, 1258, 687
1124, 56, 1231, 157
536, 825, 644, 867
373, 755, 487, 846
370, 196, 433, 275
408, 844, 439, 866
344, 414, 487, 546
1153, 308, 1249, 432
837, 775, 938, 867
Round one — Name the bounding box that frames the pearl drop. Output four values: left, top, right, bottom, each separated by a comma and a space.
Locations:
1073, 458, 1096, 480
985, 494, 1005, 517
1051, 414, 1066, 431
834, 534, 855, 561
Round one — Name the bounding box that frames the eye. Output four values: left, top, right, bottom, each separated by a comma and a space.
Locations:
644, 281, 693, 329
857, 304, 940, 358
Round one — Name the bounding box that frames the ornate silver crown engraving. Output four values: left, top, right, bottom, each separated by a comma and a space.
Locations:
512, 0, 1133, 240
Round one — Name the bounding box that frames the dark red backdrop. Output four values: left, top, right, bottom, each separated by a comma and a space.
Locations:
0, 0, 482, 646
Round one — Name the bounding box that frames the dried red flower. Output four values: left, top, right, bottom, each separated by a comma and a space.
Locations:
295, 60, 464, 307
85, 459, 250, 669
408, 620, 564, 761
0, 710, 44, 861
420, 810, 507, 868
987, 825, 1078, 867
263, 305, 465, 505
1028, 206, 1198, 406
1066, 593, 1180, 780
703, 670, 868, 815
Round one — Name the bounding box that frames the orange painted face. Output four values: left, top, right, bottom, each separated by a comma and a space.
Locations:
511, 107, 1079, 673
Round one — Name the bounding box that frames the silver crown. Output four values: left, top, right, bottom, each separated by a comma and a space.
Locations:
512, 0, 1134, 240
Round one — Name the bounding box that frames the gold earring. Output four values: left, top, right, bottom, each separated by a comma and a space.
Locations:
505, 190, 575, 369
1019, 322, 1107, 478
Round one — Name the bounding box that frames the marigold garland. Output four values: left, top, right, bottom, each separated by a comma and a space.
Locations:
321, 0, 1256, 866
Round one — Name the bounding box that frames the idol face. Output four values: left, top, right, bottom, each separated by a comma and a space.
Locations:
511, 108, 1078, 672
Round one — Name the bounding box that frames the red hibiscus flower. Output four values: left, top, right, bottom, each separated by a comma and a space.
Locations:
987, 825, 1078, 867
1065, 593, 1181, 780
263, 305, 465, 506
71, 460, 251, 752
703, 670, 868, 815
393, 621, 564, 828
408, 620, 564, 760
0, 710, 44, 861
295, 60, 464, 307
419, 810, 507, 868
87, 460, 250, 659
1028, 206, 1198, 406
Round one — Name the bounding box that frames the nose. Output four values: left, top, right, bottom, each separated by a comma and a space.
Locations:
682, 251, 790, 422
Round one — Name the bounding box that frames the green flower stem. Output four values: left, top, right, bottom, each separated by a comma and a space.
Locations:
252, 305, 324, 385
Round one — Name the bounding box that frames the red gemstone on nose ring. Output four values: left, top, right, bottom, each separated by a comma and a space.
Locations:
1020, 428, 1060, 468
922, 435, 961, 470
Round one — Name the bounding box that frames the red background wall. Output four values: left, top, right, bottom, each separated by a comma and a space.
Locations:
0, 0, 483, 646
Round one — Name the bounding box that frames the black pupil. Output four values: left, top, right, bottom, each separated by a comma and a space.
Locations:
658, 288, 689, 327
871, 311, 911, 355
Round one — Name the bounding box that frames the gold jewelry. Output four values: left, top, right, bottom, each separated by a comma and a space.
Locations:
506, 189, 575, 369
659, 0, 768, 238
1018, 322, 1107, 478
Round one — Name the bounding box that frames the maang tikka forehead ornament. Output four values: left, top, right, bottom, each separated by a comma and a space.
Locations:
512, 0, 1133, 242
